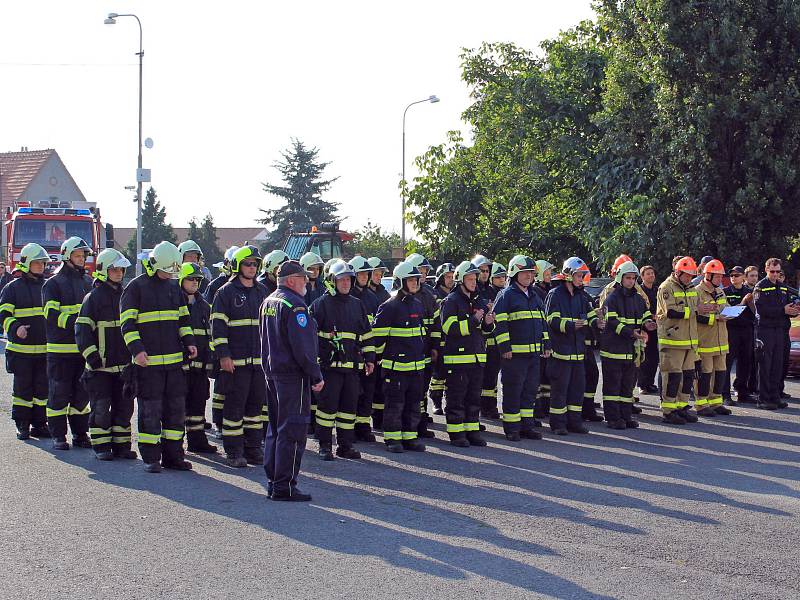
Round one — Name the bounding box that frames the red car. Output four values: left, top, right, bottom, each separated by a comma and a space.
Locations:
789, 318, 800, 376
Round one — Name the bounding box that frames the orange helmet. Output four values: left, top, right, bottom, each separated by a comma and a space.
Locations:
578, 262, 592, 285
703, 259, 725, 275
674, 256, 698, 276
611, 254, 633, 275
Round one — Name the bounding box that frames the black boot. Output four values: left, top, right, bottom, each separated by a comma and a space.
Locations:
319, 443, 335, 461
714, 405, 732, 415
385, 440, 404, 453
402, 439, 426, 452
113, 445, 138, 459
162, 458, 193, 471
354, 423, 376, 443
15, 423, 30, 440
95, 451, 114, 461
72, 434, 92, 448
520, 429, 543, 440
244, 447, 263, 465
29, 425, 50, 438
680, 408, 699, 423
143, 462, 162, 473
52, 437, 70, 450
187, 431, 219, 454
607, 419, 626, 430
336, 445, 361, 459
662, 412, 687, 425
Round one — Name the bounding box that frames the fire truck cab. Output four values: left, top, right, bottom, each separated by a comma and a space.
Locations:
3, 199, 114, 275
282, 222, 353, 262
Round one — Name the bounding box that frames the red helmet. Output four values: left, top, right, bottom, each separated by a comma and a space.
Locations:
675, 256, 698, 276
703, 259, 725, 275
611, 254, 633, 275
578, 262, 592, 285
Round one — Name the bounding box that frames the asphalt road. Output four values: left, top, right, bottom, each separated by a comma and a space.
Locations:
1, 364, 798, 600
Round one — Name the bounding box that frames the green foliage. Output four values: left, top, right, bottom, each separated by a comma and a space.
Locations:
344, 221, 403, 262
187, 213, 223, 268
259, 139, 340, 249
125, 187, 176, 260
408, 3, 800, 276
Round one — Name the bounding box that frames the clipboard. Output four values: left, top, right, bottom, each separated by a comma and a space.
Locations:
720, 305, 746, 319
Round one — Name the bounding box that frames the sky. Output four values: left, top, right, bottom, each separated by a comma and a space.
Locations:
0, 0, 595, 235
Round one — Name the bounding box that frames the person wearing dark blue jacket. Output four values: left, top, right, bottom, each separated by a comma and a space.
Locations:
480, 262, 507, 419
544, 257, 595, 435
372, 262, 429, 453
440, 261, 495, 447
494, 255, 550, 441
754, 258, 798, 409
309, 261, 375, 460
260, 260, 323, 502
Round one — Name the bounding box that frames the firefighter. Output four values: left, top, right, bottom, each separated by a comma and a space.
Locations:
405, 253, 437, 438
533, 260, 555, 420
367, 257, 391, 304
372, 262, 428, 453
723, 266, 755, 404
43, 236, 94, 449
479, 262, 507, 419
211, 245, 269, 467
578, 263, 604, 422
754, 258, 797, 410
471, 254, 492, 301
300, 252, 325, 305
257, 249, 289, 294
206, 246, 238, 438
429, 262, 456, 415
694, 259, 733, 417
121, 242, 197, 472
309, 260, 375, 460
656, 256, 709, 425
637, 265, 660, 395
545, 257, 595, 436
178, 240, 209, 294
440, 261, 495, 447
205, 245, 238, 303
179, 262, 217, 453
367, 257, 390, 428
494, 255, 550, 441
261, 260, 324, 502
600, 261, 655, 429
0, 243, 50, 440
347, 256, 380, 441
75, 248, 136, 460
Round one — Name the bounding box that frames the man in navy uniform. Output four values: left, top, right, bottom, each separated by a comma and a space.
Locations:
260, 260, 324, 502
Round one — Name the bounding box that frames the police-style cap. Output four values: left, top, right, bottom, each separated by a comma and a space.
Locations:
701, 255, 714, 264
729, 265, 745, 275
277, 260, 310, 278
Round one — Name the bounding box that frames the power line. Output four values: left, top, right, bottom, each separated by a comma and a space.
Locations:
0, 62, 137, 67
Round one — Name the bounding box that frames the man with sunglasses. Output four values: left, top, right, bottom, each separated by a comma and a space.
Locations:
754, 258, 799, 409
723, 266, 756, 404
211, 246, 270, 467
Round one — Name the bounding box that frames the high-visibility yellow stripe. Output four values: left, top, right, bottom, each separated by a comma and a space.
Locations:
47, 343, 79, 353
14, 307, 44, 318
552, 351, 584, 361
510, 343, 542, 353
81, 344, 99, 359
6, 343, 47, 354
228, 318, 259, 327
599, 350, 633, 360
210, 312, 229, 323
137, 310, 179, 323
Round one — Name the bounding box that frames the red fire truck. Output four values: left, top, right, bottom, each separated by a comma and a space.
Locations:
3, 200, 113, 275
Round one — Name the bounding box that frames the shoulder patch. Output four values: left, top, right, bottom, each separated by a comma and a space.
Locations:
663, 291, 670, 299
296, 312, 308, 328
293, 306, 306, 312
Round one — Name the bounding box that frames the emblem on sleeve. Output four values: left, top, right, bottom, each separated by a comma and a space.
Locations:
296, 313, 308, 328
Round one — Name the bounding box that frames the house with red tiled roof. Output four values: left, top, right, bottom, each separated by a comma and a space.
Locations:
0, 148, 87, 214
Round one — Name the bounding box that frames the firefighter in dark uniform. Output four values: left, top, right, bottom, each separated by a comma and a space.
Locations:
43, 236, 94, 449
211, 245, 269, 467
405, 253, 437, 438
754, 258, 798, 409
600, 261, 655, 429
578, 263, 604, 422
121, 242, 197, 473
300, 252, 326, 305
257, 249, 289, 294
480, 262, 507, 419
178, 240, 209, 295
206, 246, 237, 439
261, 260, 324, 502
545, 257, 595, 435
75, 249, 136, 460
309, 260, 375, 460
440, 261, 495, 447
179, 262, 217, 454
471, 254, 492, 302
348, 256, 380, 442
429, 262, 455, 416
0, 243, 50, 440
533, 260, 555, 419
723, 266, 755, 404
494, 255, 549, 441
367, 257, 391, 428
205, 245, 238, 304
372, 262, 429, 453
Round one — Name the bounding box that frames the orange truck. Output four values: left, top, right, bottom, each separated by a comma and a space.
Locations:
3, 200, 114, 275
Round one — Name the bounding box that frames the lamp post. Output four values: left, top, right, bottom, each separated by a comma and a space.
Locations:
104, 12, 144, 274
401, 95, 439, 253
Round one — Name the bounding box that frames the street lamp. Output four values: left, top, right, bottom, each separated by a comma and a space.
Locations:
401, 95, 439, 253
104, 12, 145, 274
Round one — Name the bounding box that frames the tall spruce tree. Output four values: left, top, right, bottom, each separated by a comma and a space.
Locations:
125, 187, 177, 259
258, 139, 339, 249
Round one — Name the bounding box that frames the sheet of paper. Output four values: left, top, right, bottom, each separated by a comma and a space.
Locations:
720, 305, 746, 318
